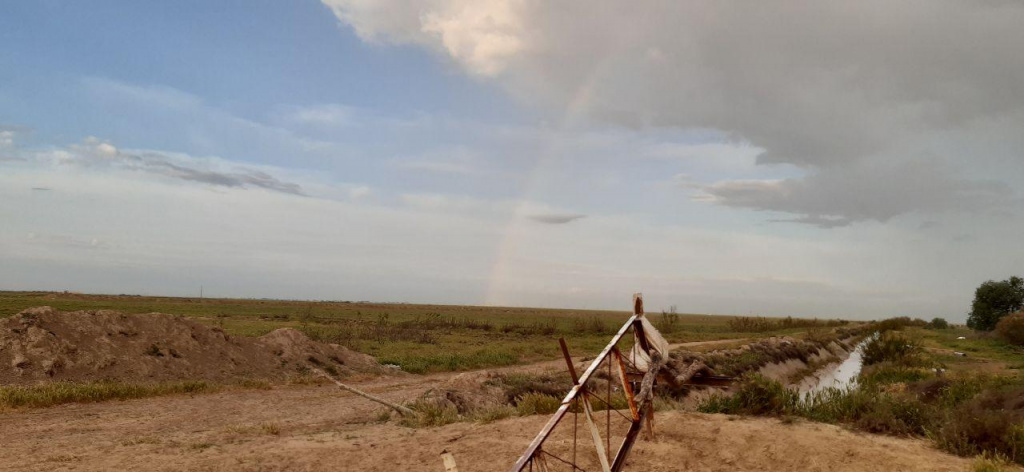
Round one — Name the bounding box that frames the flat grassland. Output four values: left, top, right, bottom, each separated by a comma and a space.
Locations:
0, 291, 820, 374
914, 325, 1024, 375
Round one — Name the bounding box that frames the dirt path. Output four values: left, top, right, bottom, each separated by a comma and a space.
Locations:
0, 386, 975, 471
0, 338, 980, 471
668, 338, 748, 351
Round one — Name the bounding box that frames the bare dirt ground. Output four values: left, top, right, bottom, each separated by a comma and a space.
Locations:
0, 352, 976, 472
0, 383, 972, 471
1, 308, 382, 383
667, 338, 748, 352
0, 309, 977, 472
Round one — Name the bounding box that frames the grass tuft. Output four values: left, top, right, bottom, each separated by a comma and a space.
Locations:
0, 380, 214, 410
514, 393, 562, 416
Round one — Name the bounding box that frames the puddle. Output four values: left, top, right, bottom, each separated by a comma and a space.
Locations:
800, 338, 871, 396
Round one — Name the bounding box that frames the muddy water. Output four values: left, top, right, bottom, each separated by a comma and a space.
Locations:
800, 339, 869, 396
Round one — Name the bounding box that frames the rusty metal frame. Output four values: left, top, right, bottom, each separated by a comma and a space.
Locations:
508, 294, 656, 472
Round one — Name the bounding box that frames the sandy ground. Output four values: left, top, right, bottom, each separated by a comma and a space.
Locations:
0, 338, 983, 471
0, 344, 982, 472
667, 338, 749, 352
0, 380, 975, 472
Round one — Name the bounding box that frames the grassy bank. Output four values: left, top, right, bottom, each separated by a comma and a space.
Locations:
698, 324, 1024, 467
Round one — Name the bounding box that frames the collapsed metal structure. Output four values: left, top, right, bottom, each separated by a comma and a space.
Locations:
508, 294, 666, 472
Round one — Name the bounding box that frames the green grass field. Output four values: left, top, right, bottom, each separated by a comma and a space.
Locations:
0, 291, 828, 374
913, 326, 1024, 375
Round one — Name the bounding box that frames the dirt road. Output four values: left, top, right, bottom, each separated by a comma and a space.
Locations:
0, 341, 981, 472
0, 380, 974, 471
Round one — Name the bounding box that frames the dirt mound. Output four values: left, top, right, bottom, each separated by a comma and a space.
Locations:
420, 371, 510, 414
0, 307, 383, 384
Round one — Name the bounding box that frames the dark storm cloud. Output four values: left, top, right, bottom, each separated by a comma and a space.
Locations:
326, 0, 1024, 226
528, 214, 586, 224
699, 160, 1014, 227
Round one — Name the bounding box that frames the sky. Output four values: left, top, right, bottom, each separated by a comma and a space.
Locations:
2, 1, 1023, 321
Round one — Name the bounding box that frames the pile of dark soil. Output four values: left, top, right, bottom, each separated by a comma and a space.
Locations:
0, 307, 384, 384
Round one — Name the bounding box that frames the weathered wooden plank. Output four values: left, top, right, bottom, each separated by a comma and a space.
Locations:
581, 394, 612, 472
440, 450, 459, 472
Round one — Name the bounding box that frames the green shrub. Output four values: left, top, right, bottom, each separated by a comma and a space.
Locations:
485, 372, 572, 403
931, 386, 1024, 464
871, 317, 928, 333
995, 312, 1024, 346
658, 309, 680, 333
853, 393, 932, 436
403, 399, 461, 427
971, 451, 1014, 472
800, 386, 874, 423
862, 333, 922, 366
927, 318, 950, 330
471, 405, 517, 423
703, 351, 770, 377
860, 362, 930, 386
698, 373, 798, 416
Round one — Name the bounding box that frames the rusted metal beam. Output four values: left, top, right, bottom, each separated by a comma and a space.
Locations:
612, 347, 639, 421
558, 337, 579, 384
507, 313, 640, 472
509, 294, 670, 472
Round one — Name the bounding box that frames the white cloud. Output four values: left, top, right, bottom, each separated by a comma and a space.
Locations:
322, 0, 526, 76
390, 146, 484, 175
81, 77, 340, 167
348, 185, 372, 199
282, 104, 356, 127
0, 130, 15, 148
419, 1, 525, 76
325, 1, 1024, 226
4, 133, 1023, 318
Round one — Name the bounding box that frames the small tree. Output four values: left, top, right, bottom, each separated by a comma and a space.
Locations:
967, 276, 1024, 331
995, 312, 1024, 345
927, 317, 949, 330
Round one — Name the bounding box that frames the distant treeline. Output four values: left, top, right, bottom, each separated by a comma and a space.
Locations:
298, 312, 614, 346
726, 316, 849, 333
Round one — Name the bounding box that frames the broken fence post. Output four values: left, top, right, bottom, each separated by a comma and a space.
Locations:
310, 367, 416, 417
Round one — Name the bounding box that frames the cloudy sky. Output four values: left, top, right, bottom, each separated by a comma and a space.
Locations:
3, 1, 1023, 320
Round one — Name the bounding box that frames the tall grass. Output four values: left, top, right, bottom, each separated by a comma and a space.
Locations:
726, 316, 848, 333
698, 373, 799, 415
862, 332, 923, 366
698, 372, 1024, 465
378, 350, 520, 374
0, 380, 214, 410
